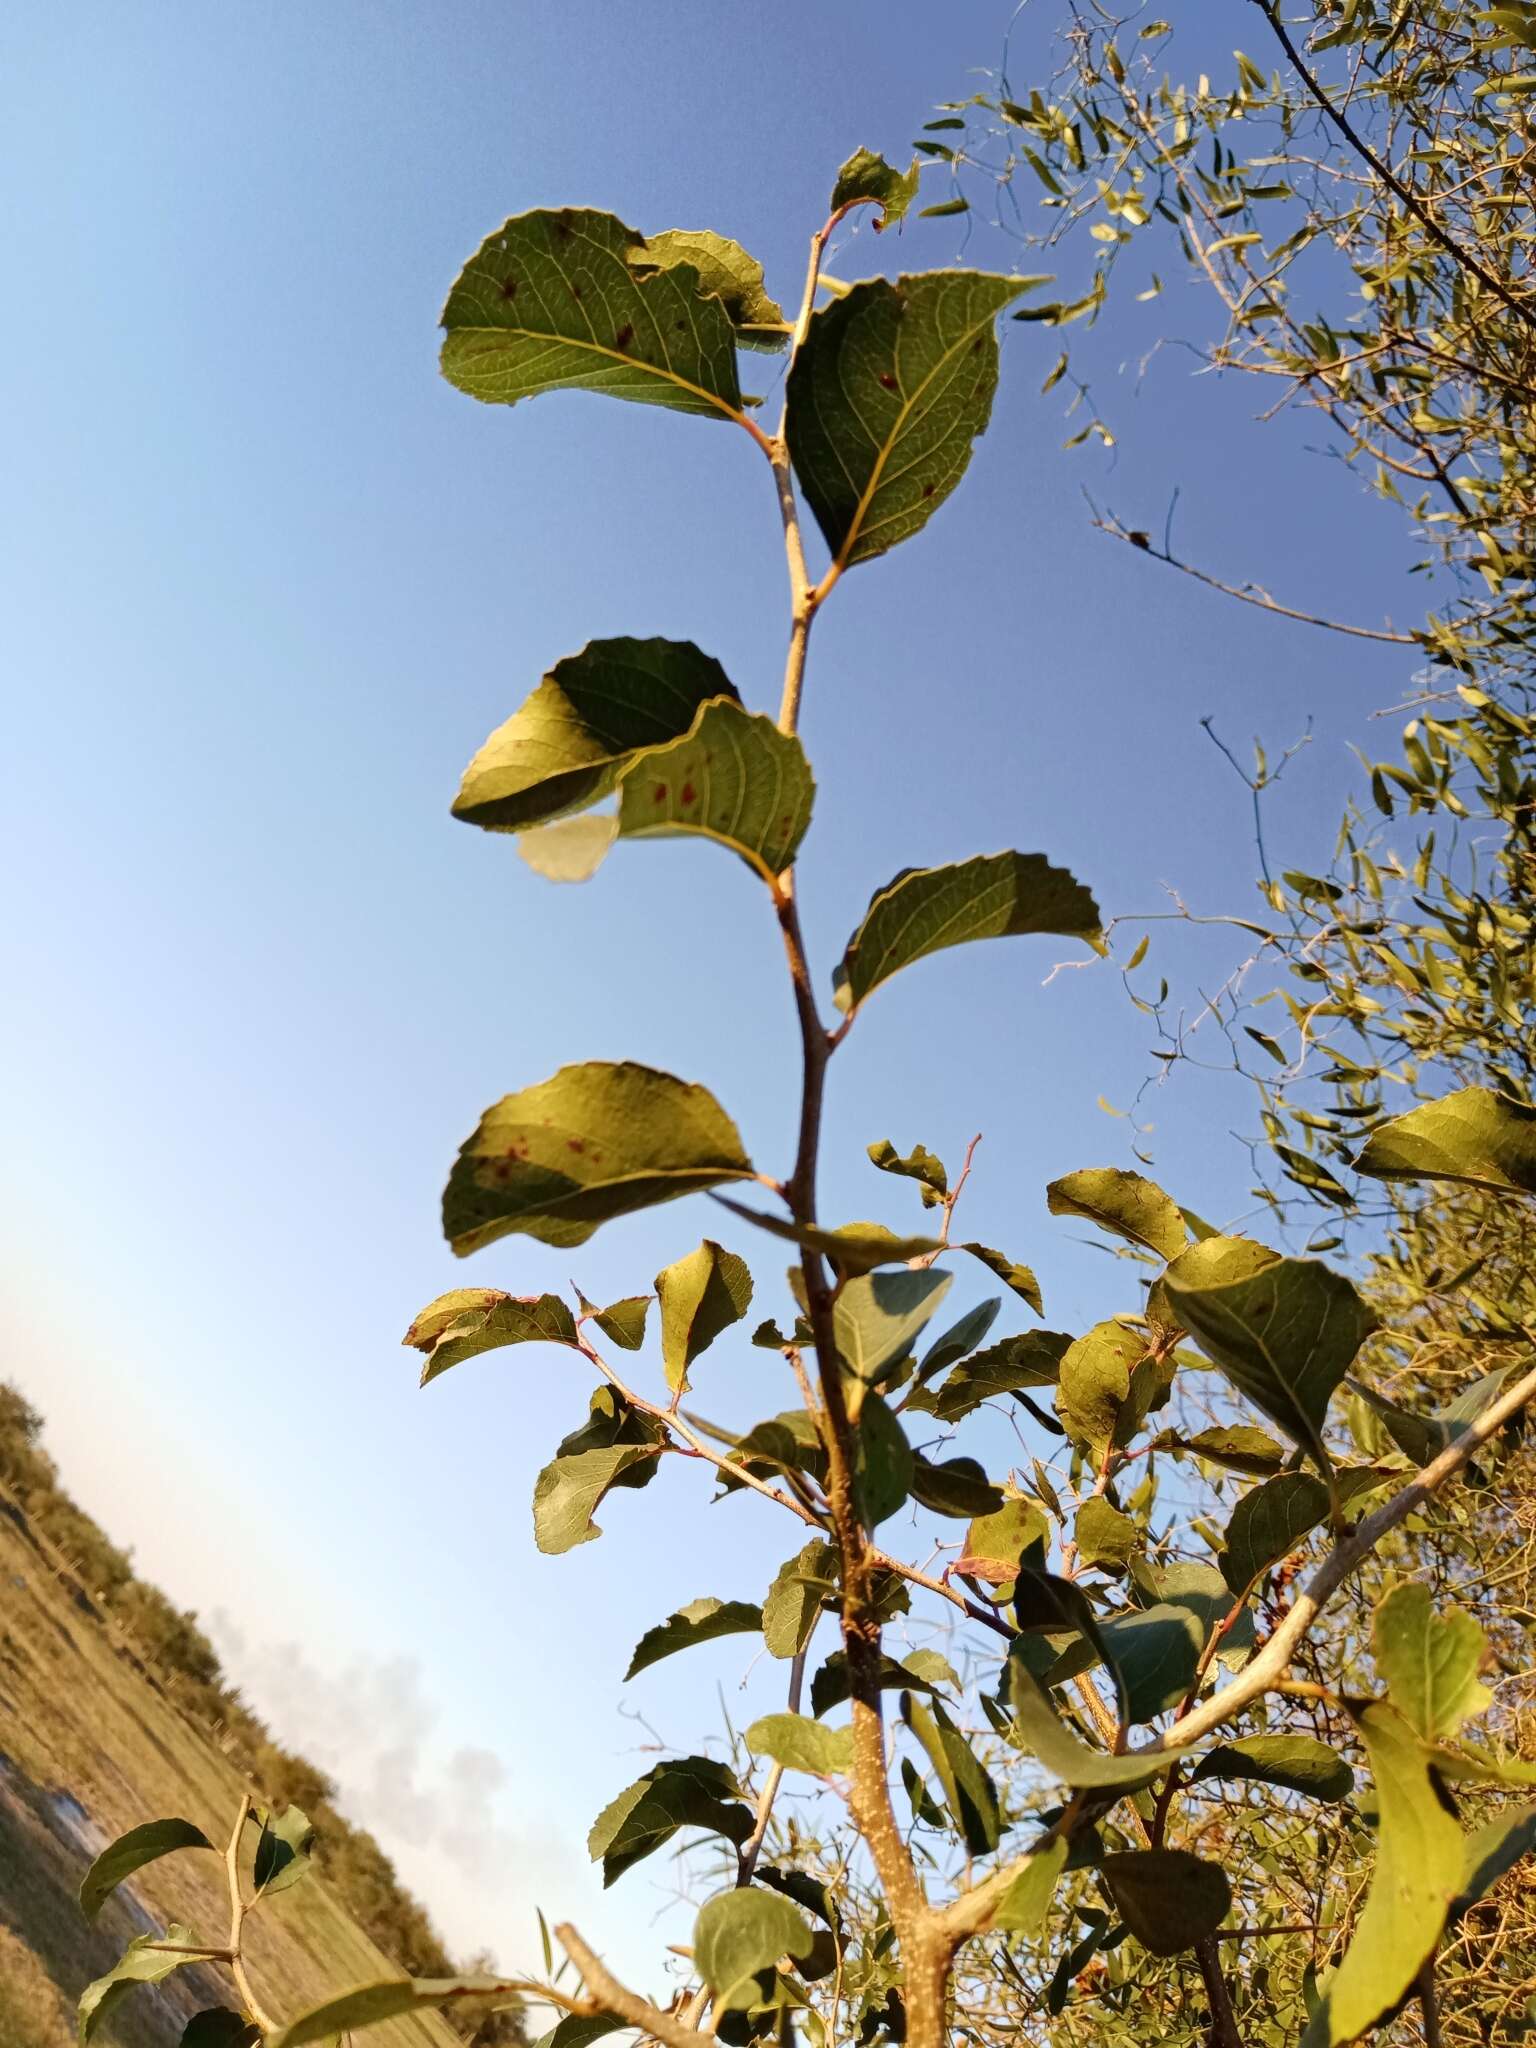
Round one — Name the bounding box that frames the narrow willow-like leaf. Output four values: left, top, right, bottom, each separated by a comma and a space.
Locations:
1373, 1581, 1492, 1741
616, 700, 815, 880
452, 637, 738, 834
1354, 1084, 1536, 1195
1300, 1703, 1469, 2047
1163, 1236, 1376, 1468
631, 229, 788, 350
588, 1756, 753, 1888
834, 853, 1102, 1014
406, 1290, 581, 1386
625, 1597, 763, 1679
919, 1298, 1001, 1379
1046, 1166, 1189, 1261
1190, 1735, 1354, 1803
786, 270, 1032, 568
656, 1239, 752, 1392
79, 1819, 212, 1923
694, 1889, 814, 2010
443, 1061, 754, 1255
831, 147, 922, 227
1101, 1850, 1231, 1955
1347, 1366, 1507, 1468
266, 1979, 513, 2048
746, 1713, 854, 1775
441, 210, 746, 419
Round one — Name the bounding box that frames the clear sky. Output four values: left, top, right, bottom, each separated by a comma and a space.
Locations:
2, 0, 1420, 1992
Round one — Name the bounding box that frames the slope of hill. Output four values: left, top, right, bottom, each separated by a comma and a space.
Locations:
0, 1427, 515, 2048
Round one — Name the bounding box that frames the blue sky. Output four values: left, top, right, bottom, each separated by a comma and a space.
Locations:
2, 0, 1420, 1990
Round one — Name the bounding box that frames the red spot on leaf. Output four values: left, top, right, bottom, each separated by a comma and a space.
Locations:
680, 781, 696, 804
615, 323, 634, 350
878, 371, 898, 391
922, 483, 936, 498
499, 276, 518, 300
567, 1139, 586, 1154
571, 282, 583, 300
653, 782, 667, 803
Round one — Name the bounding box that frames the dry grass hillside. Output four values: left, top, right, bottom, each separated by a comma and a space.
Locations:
0, 1495, 468, 2048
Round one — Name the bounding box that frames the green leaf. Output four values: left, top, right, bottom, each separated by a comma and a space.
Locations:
831, 147, 922, 227
253, 1803, 314, 1896
1221, 1472, 1331, 1593
1100, 1850, 1230, 1955
1455, 1804, 1536, 1915
590, 1293, 651, 1351
451, 638, 738, 834
79, 1928, 201, 2044
1098, 1604, 1204, 1721
1156, 1424, 1286, 1477
1373, 1582, 1491, 1741
532, 2020, 625, 2048
1007, 1666, 1170, 1788
1132, 1559, 1254, 1671
1190, 1735, 1354, 1803
630, 229, 788, 350
406, 1290, 580, 1386
588, 1756, 753, 1887
694, 1889, 815, 2010
919, 1299, 1001, 1378
625, 1597, 764, 1679
1073, 1495, 1138, 1571
868, 1137, 947, 1205
833, 854, 1102, 1014
266, 1980, 513, 2048
1300, 1703, 1468, 2047
957, 1497, 1050, 1581
440, 210, 745, 420
910, 1453, 1003, 1519
856, 1392, 913, 1526
534, 1443, 658, 1554
1354, 1085, 1536, 1196
181, 2015, 261, 2048
617, 700, 815, 882
902, 1693, 1001, 1854
746, 1714, 854, 1775
992, 1837, 1069, 1935
1056, 1320, 1150, 1460
1012, 1568, 1124, 1716
958, 1242, 1044, 1313
763, 1541, 838, 1659
1163, 1237, 1376, 1467
517, 812, 618, 883
1046, 1167, 1189, 1261
810, 1648, 949, 1717
711, 1198, 942, 1274
906, 1331, 1070, 1421
1347, 1366, 1507, 1468
833, 1268, 952, 1381
786, 271, 1032, 570
79, 1819, 212, 1923
444, 1061, 754, 1255
656, 1239, 753, 1393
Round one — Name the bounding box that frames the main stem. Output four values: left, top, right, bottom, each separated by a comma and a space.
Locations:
768, 209, 946, 2041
